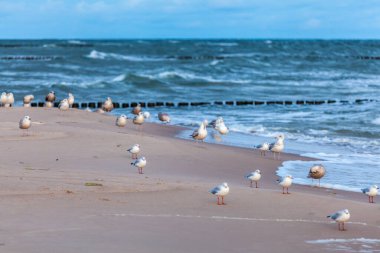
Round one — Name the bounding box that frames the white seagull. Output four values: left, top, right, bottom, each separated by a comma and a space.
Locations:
191, 120, 208, 142
0, 92, 7, 106
116, 114, 128, 127
132, 103, 142, 115
307, 164, 326, 187
102, 97, 114, 112
245, 170, 262, 188
45, 91, 56, 102
59, 99, 69, 111
67, 93, 75, 108
255, 142, 270, 156
269, 134, 285, 159
133, 112, 145, 126
5, 92, 14, 107
361, 185, 379, 203
327, 209, 350, 231
143, 111, 150, 119
127, 144, 140, 159
209, 182, 229, 205
23, 95, 34, 107
19, 116, 32, 136
131, 156, 146, 174
277, 175, 293, 194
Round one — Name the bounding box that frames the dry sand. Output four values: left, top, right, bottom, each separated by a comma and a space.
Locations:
0, 107, 379, 253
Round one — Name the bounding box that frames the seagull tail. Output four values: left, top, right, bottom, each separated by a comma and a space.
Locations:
326, 215, 331, 218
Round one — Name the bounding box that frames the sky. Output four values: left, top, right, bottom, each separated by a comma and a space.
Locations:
0, 0, 379, 39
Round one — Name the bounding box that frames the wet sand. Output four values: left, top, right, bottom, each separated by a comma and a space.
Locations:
0, 107, 379, 253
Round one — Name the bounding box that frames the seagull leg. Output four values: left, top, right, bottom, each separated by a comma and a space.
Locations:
222, 196, 225, 205
342, 222, 346, 231
287, 188, 290, 194
217, 196, 220, 205
255, 181, 258, 188
250, 181, 252, 188
282, 187, 285, 194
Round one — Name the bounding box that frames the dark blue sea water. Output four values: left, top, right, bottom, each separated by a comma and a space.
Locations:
1, 39, 379, 191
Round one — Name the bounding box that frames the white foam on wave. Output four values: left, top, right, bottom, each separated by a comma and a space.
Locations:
372, 117, 380, 125
86, 50, 161, 62
112, 74, 127, 82
142, 70, 250, 84
306, 238, 380, 244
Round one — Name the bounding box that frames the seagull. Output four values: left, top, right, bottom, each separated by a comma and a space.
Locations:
327, 209, 350, 231
59, 99, 69, 111
269, 134, 285, 159
116, 114, 128, 127
277, 175, 293, 194
214, 120, 229, 135
0, 92, 6, 106
132, 103, 142, 115
127, 144, 140, 159
45, 91, 56, 102
361, 185, 379, 203
19, 116, 32, 136
102, 97, 114, 112
5, 93, 14, 107
255, 142, 270, 156
131, 156, 146, 174
245, 170, 262, 188
307, 164, 326, 187
158, 112, 170, 123
133, 112, 145, 126
209, 182, 229, 205
45, 101, 54, 108
191, 120, 208, 142
23, 95, 34, 107
67, 93, 74, 108
143, 111, 150, 119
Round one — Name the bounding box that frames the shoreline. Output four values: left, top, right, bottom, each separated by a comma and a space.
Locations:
0, 107, 379, 252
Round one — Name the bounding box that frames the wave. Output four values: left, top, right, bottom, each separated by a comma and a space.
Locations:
372, 117, 380, 125
85, 50, 162, 62
204, 42, 239, 47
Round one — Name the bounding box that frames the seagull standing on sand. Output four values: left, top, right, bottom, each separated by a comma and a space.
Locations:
5, 93, 14, 107
191, 120, 208, 142
23, 95, 34, 107
0, 92, 6, 106
307, 164, 326, 187
67, 93, 75, 108
269, 134, 285, 159
59, 99, 69, 111
127, 144, 140, 159
158, 112, 170, 123
132, 103, 142, 115
133, 112, 145, 126
45, 91, 56, 108
277, 175, 293, 194
116, 114, 128, 127
19, 116, 32, 136
209, 182, 229, 205
255, 142, 270, 156
131, 156, 146, 174
327, 209, 350, 231
245, 170, 262, 188
102, 97, 114, 112
361, 185, 379, 203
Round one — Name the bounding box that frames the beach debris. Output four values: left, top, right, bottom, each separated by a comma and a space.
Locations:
84, 182, 103, 187
245, 170, 261, 188
127, 144, 140, 159
59, 98, 69, 111
116, 114, 128, 127
277, 175, 293, 194
23, 94, 34, 107
158, 112, 170, 123
132, 103, 142, 115
361, 185, 379, 203
307, 164, 326, 187
191, 120, 208, 142
209, 182, 229, 205
269, 134, 285, 159
67, 93, 74, 108
327, 209, 350, 231
254, 142, 270, 156
102, 97, 114, 112
131, 156, 146, 174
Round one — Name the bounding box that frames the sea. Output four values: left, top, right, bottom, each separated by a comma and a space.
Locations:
1, 39, 379, 192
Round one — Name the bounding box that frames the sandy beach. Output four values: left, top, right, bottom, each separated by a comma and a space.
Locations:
0, 107, 379, 253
